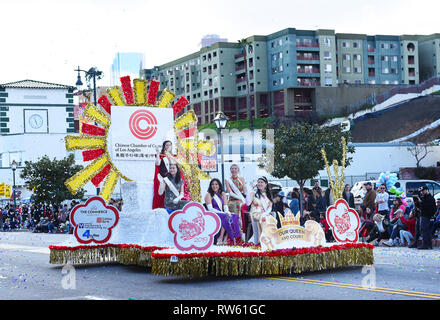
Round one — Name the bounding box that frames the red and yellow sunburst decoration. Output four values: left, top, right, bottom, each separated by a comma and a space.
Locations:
64, 76, 214, 203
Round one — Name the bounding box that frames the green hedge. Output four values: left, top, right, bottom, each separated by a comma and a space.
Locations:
198, 117, 273, 131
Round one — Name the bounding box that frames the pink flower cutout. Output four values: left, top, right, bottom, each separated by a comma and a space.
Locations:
70, 196, 119, 244
326, 198, 360, 243
168, 202, 221, 251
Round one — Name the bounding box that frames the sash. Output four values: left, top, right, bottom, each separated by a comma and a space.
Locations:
212, 193, 223, 211
164, 177, 180, 197
260, 193, 270, 212
226, 177, 245, 203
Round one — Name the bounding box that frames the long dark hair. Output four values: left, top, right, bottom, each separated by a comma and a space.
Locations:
208, 178, 224, 197
168, 163, 181, 184
161, 140, 172, 154
255, 176, 273, 202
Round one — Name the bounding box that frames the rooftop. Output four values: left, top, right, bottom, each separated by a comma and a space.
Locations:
0, 79, 75, 90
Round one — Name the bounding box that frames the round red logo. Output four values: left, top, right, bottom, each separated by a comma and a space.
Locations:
129, 110, 158, 140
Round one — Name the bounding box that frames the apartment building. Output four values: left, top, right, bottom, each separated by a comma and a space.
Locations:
418, 33, 440, 81
145, 28, 435, 125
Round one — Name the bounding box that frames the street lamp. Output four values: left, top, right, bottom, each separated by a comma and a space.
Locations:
74, 66, 101, 195
74, 66, 99, 107
214, 111, 228, 187
11, 160, 17, 209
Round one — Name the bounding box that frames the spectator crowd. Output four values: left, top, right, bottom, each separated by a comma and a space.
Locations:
1, 167, 439, 250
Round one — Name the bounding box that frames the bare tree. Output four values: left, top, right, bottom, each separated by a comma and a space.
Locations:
407, 143, 434, 167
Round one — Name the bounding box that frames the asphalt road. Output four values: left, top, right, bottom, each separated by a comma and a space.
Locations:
0, 231, 439, 302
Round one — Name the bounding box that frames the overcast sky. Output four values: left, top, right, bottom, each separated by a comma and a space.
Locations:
0, 0, 439, 87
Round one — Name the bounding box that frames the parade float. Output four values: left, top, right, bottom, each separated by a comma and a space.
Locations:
49, 77, 374, 277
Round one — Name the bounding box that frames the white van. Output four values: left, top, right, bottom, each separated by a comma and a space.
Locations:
351, 179, 440, 207
392, 180, 440, 205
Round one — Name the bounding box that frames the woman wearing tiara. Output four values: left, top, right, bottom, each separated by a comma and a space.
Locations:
224, 164, 247, 236
153, 140, 190, 209
204, 178, 241, 245
247, 176, 274, 244
157, 163, 189, 214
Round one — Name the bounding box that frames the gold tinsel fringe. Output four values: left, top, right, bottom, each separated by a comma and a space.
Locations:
49, 247, 374, 278
151, 247, 374, 278
49, 247, 153, 267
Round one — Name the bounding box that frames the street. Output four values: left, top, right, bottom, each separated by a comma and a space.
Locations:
0, 231, 439, 301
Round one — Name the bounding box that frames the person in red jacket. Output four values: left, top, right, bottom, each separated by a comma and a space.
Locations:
398, 209, 416, 247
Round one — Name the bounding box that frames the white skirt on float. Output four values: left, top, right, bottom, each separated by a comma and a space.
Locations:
110, 181, 174, 246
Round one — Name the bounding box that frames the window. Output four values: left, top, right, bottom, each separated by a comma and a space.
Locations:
323, 37, 331, 47
278, 39, 282, 46
273, 80, 278, 86
354, 67, 362, 73
280, 78, 284, 85
272, 54, 277, 61
325, 64, 332, 73
279, 52, 283, 59
213, 52, 217, 57
381, 43, 389, 49
279, 65, 284, 72
406, 182, 427, 197
343, 54, 350, 61
343, 66, 351, 73
393, 56, 398, 62
324, 77, 332, 86
354, 54, 361, 61
353, 42, 359, 48
381, 56, 389, 62
382, 67, 389, 74
342, 41, 350, 48
324, 51, 331, 60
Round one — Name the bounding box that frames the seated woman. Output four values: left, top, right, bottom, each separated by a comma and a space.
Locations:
247, 176, 274, 244
153, 140, 190, 209
205, 178, 241, 245
158, 163, 189, 214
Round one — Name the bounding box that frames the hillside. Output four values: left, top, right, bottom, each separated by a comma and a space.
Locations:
350, 95, 440, 143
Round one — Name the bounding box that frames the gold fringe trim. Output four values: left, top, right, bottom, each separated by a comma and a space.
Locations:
151, 247, 374, 278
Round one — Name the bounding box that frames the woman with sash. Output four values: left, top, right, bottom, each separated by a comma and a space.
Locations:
204, 178, 241, 245
224, 164, 247, 235
153, 141, 190, 209
158, 163, 189, 214
248, 176, 274, 244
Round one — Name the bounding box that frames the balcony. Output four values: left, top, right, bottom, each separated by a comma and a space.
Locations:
294, 96, 312, 103
234, 52, 245, 59
367, 47, 375, 52
236, 76, 247, 83
368, 59, 375, 65
297, 80, 321, 87
297, 68, 320, 74
408, 72, 416, 77
235, 64, 246, 71
297, 55, 320, 61
368, 72, 375, 77
296, 42, 319, 48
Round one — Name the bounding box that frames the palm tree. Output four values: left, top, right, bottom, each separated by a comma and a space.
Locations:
237, 38, 253, 128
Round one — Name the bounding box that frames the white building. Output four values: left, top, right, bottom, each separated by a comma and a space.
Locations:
0, 80, 97, 203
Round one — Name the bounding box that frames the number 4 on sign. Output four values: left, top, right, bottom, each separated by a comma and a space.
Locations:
82, 230, 91, 239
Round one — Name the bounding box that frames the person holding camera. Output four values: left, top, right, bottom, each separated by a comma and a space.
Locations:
413, 185, 436, 249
